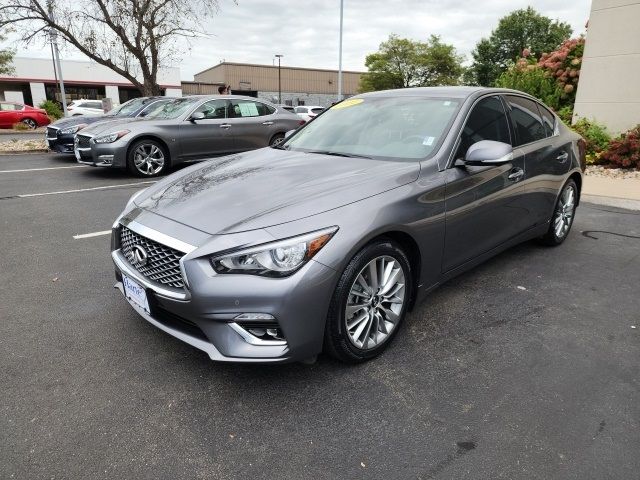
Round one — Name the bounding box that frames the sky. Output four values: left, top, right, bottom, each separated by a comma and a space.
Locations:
6, 0, 592, 80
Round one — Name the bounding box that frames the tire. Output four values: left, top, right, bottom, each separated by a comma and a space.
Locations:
127, 139, 169, 177
269, 133, 285, 147
21, 118, 37, 129
324, 239, 412, 363
539, 179, 578, 246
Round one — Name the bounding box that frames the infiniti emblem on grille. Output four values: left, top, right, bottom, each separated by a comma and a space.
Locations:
130, 245, 149, 266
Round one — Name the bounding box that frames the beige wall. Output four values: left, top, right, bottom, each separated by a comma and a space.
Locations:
195, 63, 362, 96
573, 0, 640, 134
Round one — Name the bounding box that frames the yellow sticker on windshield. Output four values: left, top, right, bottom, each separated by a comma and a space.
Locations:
332, 98, 364, 109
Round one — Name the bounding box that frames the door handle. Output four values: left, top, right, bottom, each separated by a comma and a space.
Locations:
508, 167, 525, 182
220, 123, 231, 129
262, 121, 274, 126
556, 151, 569, 162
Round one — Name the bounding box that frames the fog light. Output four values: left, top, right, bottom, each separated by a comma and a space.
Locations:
235, 313, 274, 320
98, 155, 114, 164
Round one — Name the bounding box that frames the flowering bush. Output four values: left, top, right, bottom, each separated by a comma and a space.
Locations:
538, 37, 585, 109
571, 119, 611, 164
599, 126, 640, 169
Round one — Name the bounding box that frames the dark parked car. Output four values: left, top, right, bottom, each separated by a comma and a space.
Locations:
0, 102, 50, 129
111, 87, 585, 364
46, 97, 168, 154
75, 95, 304, 176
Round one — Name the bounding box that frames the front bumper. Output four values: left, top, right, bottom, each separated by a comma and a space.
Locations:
111, 219, 338, 363
75, 136, 128, 168
46, 133, 75, 154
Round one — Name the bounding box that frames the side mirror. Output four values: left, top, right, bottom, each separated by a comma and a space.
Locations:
284, 129, 296, 139
463, 140, 513, 166
189, 111, 205, 122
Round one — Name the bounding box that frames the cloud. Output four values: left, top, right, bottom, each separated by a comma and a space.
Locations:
6, 0, 591, 80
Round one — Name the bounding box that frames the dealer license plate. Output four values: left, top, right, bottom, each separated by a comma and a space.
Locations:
123, 274, 150, 314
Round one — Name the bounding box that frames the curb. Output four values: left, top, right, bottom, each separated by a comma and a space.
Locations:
0, 149, 49, 155
582, 194, 640, 211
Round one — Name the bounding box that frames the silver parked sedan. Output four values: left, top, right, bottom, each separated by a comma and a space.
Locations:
74, 95, 303, 176
111, 87, 585, 364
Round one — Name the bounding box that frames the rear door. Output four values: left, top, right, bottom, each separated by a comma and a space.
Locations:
227, 99, 278, 150
0, 103, 20, 127
443, 95, 528, 272
178, 99, 235, 159
505, 95, 572, 225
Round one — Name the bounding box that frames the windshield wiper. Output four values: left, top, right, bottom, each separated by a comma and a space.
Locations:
306, 150, 372, 159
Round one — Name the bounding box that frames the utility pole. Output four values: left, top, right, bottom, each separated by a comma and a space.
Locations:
275, 54, 283, 104
338, 0, 344, 101
48, 1, 67, 116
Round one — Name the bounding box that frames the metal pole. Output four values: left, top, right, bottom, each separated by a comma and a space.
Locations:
48, 2, 67, 116
338, 0, 344, 100
49, 40, 58, 100
275, 54, 283, 104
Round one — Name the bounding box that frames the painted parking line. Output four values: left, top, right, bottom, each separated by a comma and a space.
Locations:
73, 230, 112, 240
0, 165, 88, 174
0, 181, 155, 200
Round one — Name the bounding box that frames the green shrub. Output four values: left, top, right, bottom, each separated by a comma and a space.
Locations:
599, 125, 640, 169
495, 61, 563, 110
12, 122, 31, 131
571, 118, 611, 164
39, 100, 63, 120
556, 106, 573, 125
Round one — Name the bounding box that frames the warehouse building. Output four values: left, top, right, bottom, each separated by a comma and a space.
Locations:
194, 62, 363, 107
0, 57, 182, 107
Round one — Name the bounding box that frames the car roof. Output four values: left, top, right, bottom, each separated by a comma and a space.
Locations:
357, 86, 542, 102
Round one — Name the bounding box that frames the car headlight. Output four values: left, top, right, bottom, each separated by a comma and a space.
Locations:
59, 123, 87, 135
211, 227, 338, 277
93, 129, 130, 143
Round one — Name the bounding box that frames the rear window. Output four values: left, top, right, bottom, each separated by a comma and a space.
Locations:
295, 107, 307, 113
506, 95, 546, 146
538, 104, 556, 136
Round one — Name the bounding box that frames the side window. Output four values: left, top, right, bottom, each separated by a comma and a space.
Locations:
193, 99, 227, 119
295, 106, 307, 114
506, 95, 546, 145
538, 104, 556, 137
90, 101, 103, 110
455, 96, 511, 160
229, 100, 268, 118
1, 103, 17, 111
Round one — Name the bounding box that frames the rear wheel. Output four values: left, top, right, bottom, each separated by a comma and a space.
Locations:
324, 240, 412, 363
269, 133, 285, 147
21, 118, 37, 129
127, 139, 169, 177
539, 179, 577, 246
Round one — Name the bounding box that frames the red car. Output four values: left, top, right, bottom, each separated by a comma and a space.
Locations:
0, 101, 51, 129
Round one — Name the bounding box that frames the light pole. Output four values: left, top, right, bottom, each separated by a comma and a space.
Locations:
275, 54, 283, 104
47, 1, 67, 116
338, 0, 344, 101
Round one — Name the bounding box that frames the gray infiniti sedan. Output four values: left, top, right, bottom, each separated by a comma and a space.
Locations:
111, 87, 585, 364
74, 95, 303, 176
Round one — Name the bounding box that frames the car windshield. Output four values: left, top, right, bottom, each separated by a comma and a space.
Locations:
108, 98, 151, 117
282, 96, 461, 161
142, 97, 199, 120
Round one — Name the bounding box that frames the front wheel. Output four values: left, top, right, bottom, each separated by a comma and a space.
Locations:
324, 240, 412, 363
539, 179, 577, 246
21, 118, 37, 129
269, 133, 285, 147
127, 139, 169, 177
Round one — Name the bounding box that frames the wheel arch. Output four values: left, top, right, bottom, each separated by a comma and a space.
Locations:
126, 135, 173, 167
568, 171, 582, 206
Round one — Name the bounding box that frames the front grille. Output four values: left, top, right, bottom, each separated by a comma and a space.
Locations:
120, 226, 186, 289
47, 127, 58, 138
76, 134, 91, 149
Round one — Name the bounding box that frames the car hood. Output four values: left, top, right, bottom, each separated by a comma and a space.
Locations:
51, 115, 108, 129
78, 117, 145, 136
135, 148, 420, 235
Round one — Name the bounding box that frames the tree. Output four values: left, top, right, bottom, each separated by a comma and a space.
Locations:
468, 7, 572, 86
359, 34, 464, 92
0, 0, 226, 95
0, 32, 15, 75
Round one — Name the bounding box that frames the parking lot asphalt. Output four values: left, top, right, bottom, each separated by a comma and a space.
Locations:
1, 153, 639, 479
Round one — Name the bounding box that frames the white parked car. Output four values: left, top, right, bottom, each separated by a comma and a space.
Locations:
294, 105, 324, 122
66, 99, 105, 117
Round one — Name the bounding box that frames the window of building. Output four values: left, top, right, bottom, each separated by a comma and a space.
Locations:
506, 95, 546, 145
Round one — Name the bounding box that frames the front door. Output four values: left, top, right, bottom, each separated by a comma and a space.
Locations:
0, 103, 20, 128
443, 95, 529, 272
179, 99, 235, 159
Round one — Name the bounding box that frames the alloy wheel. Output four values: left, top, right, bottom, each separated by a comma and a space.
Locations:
553, 184, 576, 239
22, 119, 37, 129
133, 144, 165, 176
344, 255, 406, 350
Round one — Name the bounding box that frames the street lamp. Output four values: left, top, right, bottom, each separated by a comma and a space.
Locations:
275, 54, 284, 104
338, 0, 344, 101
